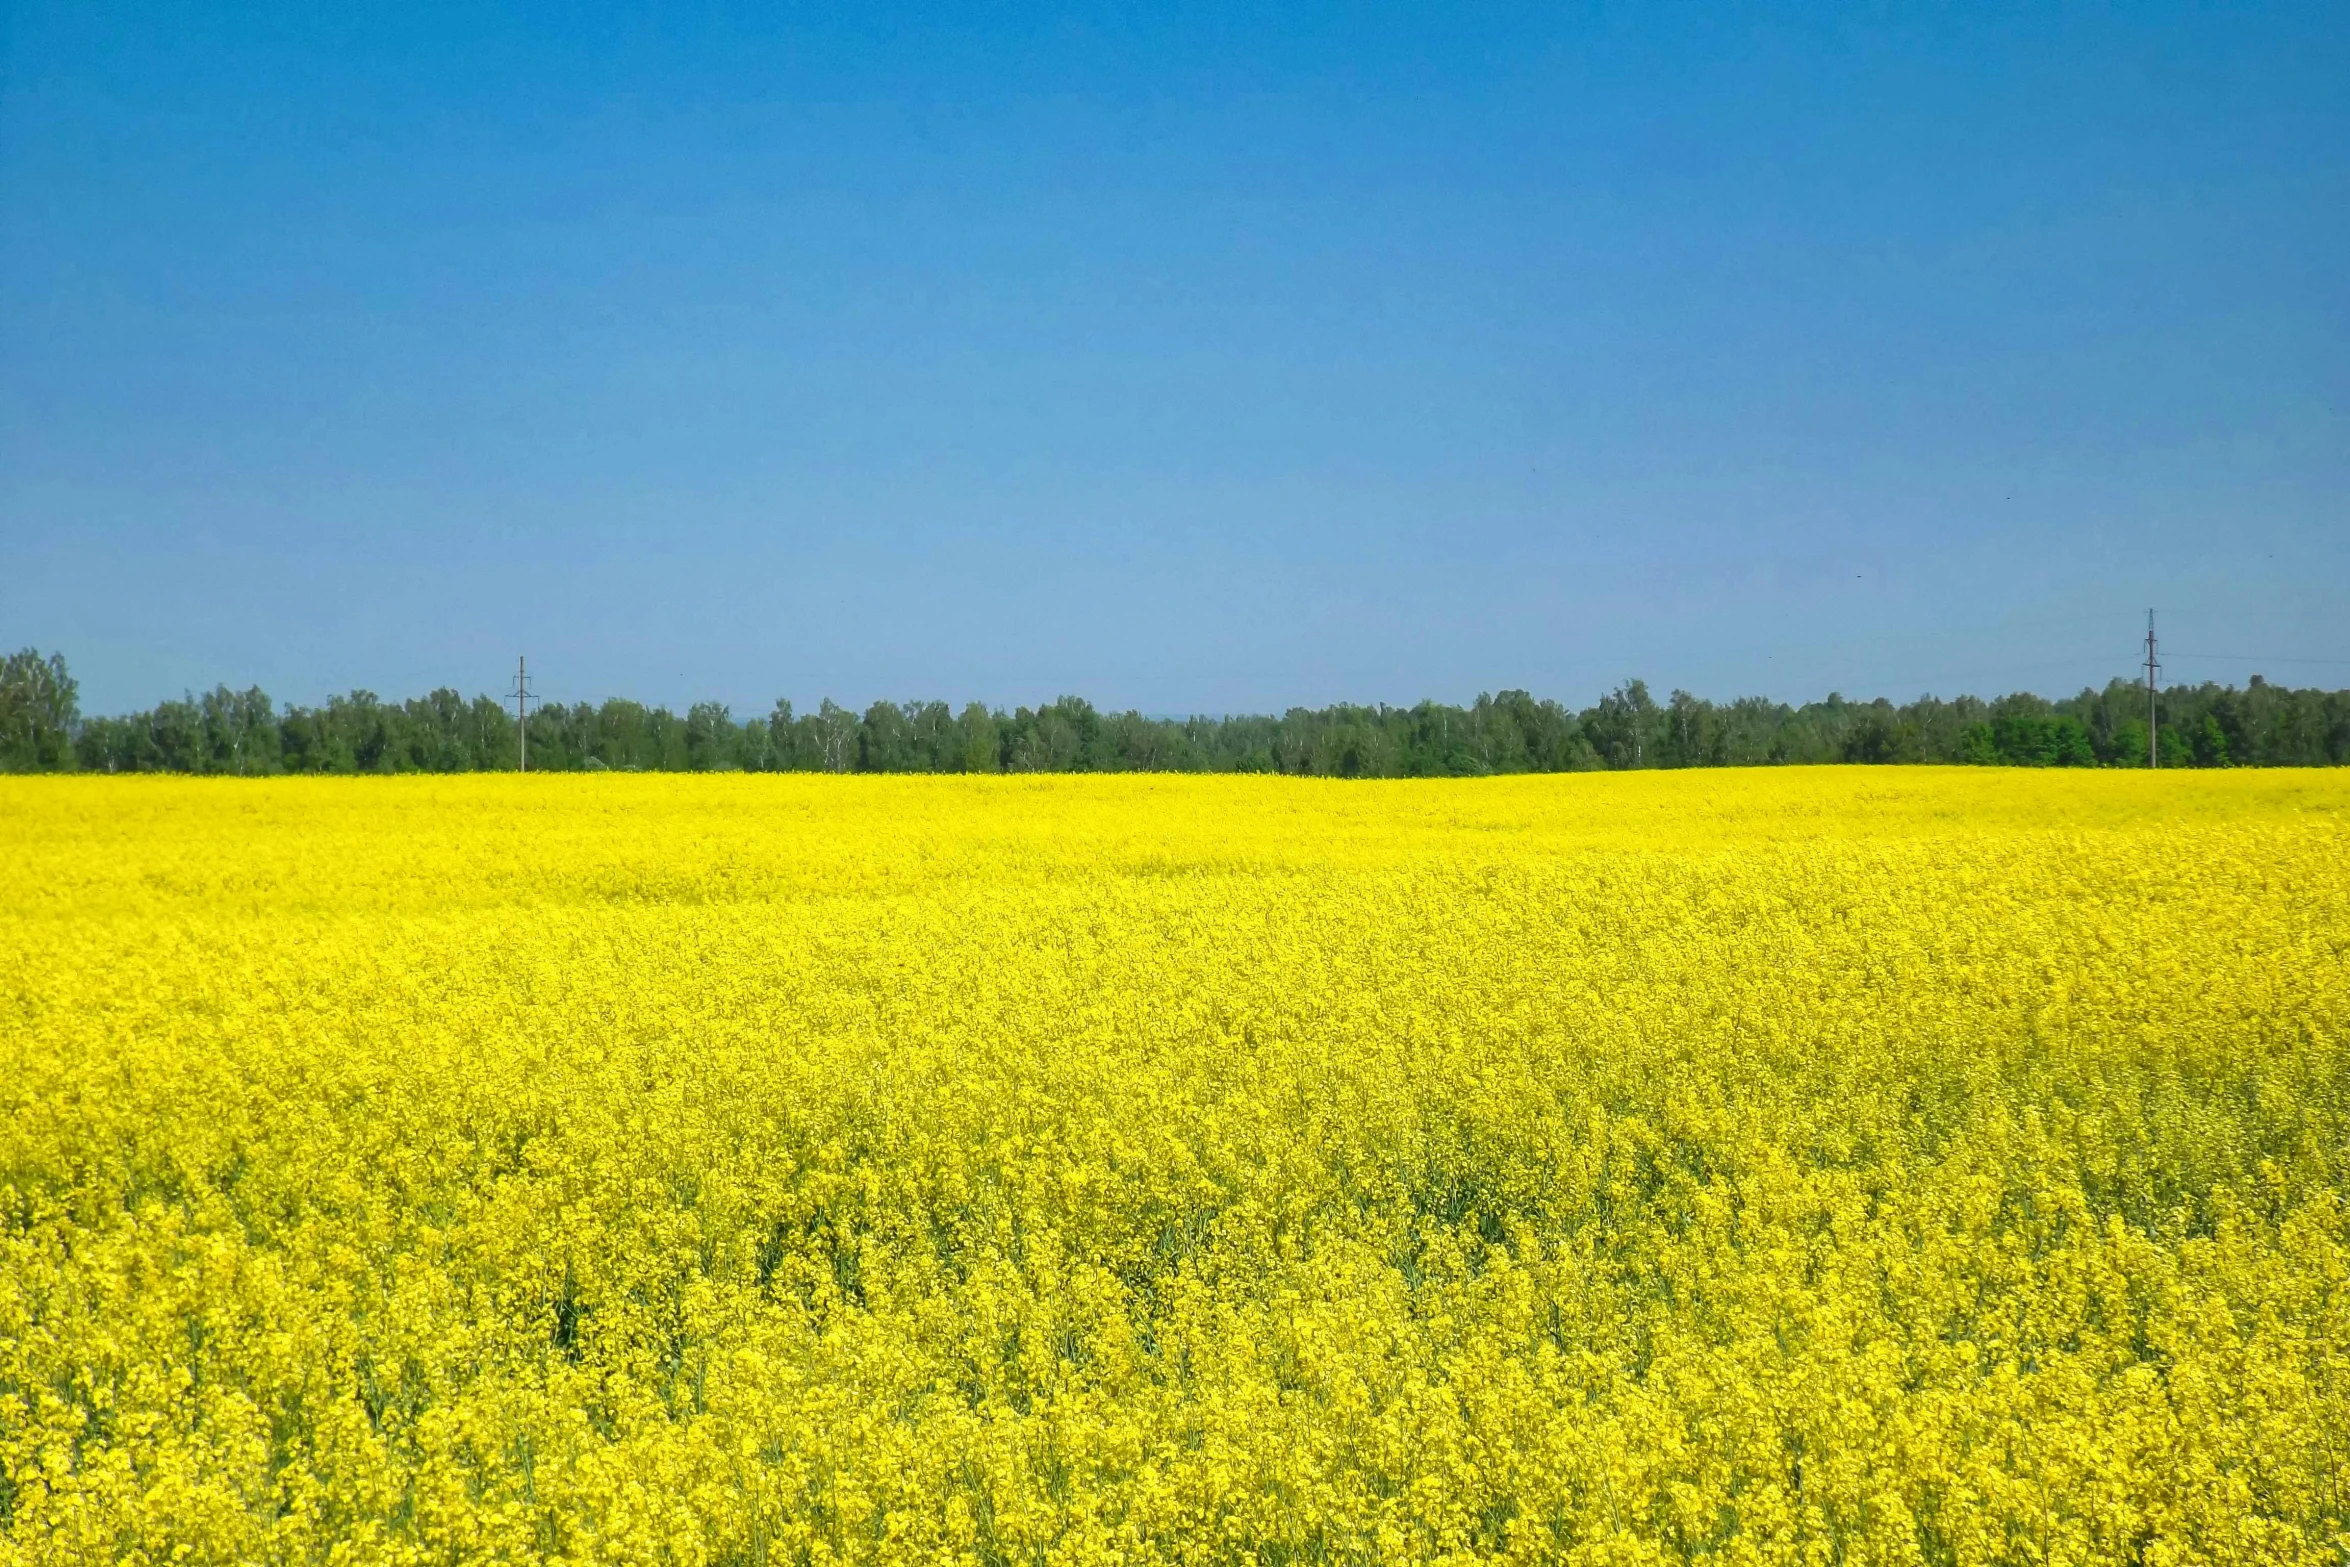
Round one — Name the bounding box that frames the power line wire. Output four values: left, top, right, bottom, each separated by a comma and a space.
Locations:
2168, 652, 2350, 665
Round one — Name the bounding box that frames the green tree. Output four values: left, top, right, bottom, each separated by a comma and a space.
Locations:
1659, 689, 1725, 768
686, 702, 738, 771
812, 700, 857, 773
2192, 713, 2231, 767
957, 702, 1002, 772
20, 643, 2349, 777
198, 686, 280, 774
859, 701, 915, 771
1583, 680, 1659, 770
1, 648, 80, 771
1841, 710, 1914, 764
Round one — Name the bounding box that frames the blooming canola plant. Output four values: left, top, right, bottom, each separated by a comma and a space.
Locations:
1, 770, 2346, 1563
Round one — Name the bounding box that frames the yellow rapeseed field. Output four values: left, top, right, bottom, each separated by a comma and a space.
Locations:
3, 769, 2347, 1566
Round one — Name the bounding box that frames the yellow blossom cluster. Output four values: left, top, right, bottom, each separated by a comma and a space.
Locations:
2, 769, 2347, 1565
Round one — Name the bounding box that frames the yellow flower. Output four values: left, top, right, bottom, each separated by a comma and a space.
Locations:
0, 768, 2344, 1563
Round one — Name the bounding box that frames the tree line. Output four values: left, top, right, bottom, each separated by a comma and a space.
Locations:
4, 646, 2345, 776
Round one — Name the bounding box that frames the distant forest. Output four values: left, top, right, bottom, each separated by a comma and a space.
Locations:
4, 647, 2345, 776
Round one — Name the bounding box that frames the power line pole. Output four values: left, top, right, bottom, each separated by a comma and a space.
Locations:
2144, 610, 2160, 769
507, 656, 536, 773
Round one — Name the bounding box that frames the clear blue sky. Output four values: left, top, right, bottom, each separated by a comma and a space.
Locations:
4, 2, 2344, 717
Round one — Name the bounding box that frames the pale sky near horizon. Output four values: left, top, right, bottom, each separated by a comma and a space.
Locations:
3, 2, 2345, 717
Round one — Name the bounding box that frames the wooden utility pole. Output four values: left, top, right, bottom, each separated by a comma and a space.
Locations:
2144, 611, 2160, 769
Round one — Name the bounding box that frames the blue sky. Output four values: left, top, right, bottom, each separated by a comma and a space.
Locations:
3, 2, 2344, 716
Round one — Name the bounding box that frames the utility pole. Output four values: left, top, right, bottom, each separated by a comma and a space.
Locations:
2143, 611, 2160, 769
507, 656, 537, 773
